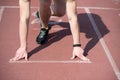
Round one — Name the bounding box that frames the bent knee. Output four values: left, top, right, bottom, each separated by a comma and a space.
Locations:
52, 7, 66, 17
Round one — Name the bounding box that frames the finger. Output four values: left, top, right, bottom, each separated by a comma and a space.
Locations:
9, 56, 20, 62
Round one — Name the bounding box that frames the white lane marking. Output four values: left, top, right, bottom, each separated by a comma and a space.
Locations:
31, 18, 40, 24
0, 7, 4, 23
0, 6, 120, 11
31, 11, 38, 17
9, 60, 92, 64
77, 7, 120, 10
0, 6, 19, 8
85, 8, 120, 80
0, 6, 37, 9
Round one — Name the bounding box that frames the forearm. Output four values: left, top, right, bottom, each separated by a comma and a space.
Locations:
19, 0, 30, 49
66, 0, 80, 44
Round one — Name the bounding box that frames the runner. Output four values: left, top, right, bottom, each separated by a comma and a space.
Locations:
10, 0, 89, 61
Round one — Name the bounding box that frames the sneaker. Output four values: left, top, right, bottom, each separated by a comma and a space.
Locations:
36, 27, 51, 44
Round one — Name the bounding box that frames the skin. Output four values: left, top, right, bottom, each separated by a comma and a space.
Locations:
10, 0, 89, 61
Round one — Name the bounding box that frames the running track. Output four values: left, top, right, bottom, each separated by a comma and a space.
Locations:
0, 0, 120, 80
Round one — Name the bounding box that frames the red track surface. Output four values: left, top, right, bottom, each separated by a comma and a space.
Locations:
0, 0, 120, 80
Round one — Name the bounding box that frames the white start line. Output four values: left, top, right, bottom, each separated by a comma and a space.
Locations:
9, 60, 92, 64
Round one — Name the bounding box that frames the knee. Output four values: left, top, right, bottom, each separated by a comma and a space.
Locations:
52, 7, 66, 17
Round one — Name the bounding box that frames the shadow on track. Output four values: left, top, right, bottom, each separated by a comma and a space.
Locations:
28, 13, 110, 59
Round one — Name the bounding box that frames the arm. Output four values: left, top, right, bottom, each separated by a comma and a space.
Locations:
66, 0, 80, 44
66, 0, 89, 61
10, 0, 30, 61
19, 0, 30, 49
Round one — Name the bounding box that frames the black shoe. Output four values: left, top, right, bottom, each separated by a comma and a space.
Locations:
36, 27, 51, 44
36, 11, 40, 19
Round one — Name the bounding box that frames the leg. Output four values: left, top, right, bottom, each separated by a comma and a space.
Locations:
10, 0, 30, 61
36, 0, 52, 44
39, 0, 51, 29
37, 0, 65, 44
66, 0, 89, 61
36, 0, 66, 27
38, 0, 66, 18
51, 0, 66, 17
36, 0, 66, 44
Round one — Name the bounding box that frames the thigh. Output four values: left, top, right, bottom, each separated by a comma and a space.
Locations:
54, 0, 66, 10
52, 0, 66, 16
